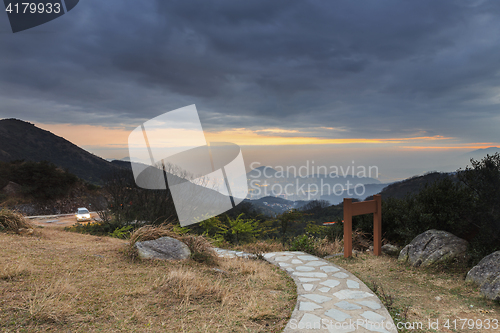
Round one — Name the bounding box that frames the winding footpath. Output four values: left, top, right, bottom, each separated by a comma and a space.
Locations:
214, 249, 398, 333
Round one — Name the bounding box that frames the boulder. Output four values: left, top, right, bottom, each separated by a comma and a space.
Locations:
398, 230, 468, 267
382, 244, 400, 256
135, 236, 191, 260
466, 251, 500, 301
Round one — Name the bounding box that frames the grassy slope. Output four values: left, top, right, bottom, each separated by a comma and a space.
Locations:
328, 253, 499, 333
0, 227, 296, 332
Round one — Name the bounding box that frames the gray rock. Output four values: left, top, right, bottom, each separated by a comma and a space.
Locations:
382, 244, 400, 256
135, 236, 191, 260
466, 251, 500, 301
398, 230, 468, 267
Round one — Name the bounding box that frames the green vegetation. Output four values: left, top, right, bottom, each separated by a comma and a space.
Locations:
354, 153, 500, 264
0, 160, 78, 200
65, 153, 500, 267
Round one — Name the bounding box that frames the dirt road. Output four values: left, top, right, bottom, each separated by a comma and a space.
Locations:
27, 212, 100, 228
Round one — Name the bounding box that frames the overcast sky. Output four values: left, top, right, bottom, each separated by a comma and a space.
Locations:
1, 0, 500, 181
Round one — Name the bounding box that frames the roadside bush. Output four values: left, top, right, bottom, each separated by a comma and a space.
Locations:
65, 220, 119, 235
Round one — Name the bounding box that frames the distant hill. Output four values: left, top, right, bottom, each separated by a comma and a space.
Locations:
243, 196, 311, 216
377, 172, 456, 200
0, 119, 123, 183
246, 165, 382, 203
463, 147, 500, 161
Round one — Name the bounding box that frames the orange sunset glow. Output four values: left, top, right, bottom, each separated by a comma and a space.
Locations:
36, 123, 499, 153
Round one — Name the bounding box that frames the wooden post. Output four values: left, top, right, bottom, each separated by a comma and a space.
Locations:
343, 195, 382, 258
343, 198, 352, 258
373, 194, 382, 256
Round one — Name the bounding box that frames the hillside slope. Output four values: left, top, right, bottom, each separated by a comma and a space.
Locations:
378, 171, 456, 199
0, 119, 121, 183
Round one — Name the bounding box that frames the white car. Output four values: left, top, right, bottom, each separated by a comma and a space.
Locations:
75, 207, 91, 222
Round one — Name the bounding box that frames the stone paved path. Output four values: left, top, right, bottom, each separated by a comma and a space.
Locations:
214, 249, 398, 333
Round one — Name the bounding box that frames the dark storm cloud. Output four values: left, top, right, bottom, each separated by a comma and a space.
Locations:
0, 0, 500, 141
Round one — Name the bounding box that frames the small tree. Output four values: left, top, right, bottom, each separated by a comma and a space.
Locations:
227, 213, 259, 244
458, 153, 500, 260
199, 216, 228, 244
276, 209, 303, 245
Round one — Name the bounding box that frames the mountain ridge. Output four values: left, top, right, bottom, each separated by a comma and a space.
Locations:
0, 118, 122, 183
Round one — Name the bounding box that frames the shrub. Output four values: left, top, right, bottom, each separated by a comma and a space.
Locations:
109, 225, 134, 239
65, 220, 124, 236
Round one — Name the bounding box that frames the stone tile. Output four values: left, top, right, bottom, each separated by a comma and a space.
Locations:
302, 294, 332, 303
324, 308, 352, 322
275, 256, 292, 261
318, 287, 331, 293
291, 259, 303, 264
320, 266, 340, 273
355, 300, 381, 310
290, 251, 305, 254
334, 301, 362, 310
320, 279, 340, 288
297, 313, 322, 330
278, 262, 290, 267
302, 284, 314, 291
332, 289, 374, 300
296, 266, 315, 271
263, 253, 276, 258
305, 261, 329, 266
298, 278, 321, 282
292, 272, 328, 278
346, 279, 360, 289
297, 255, 319, 261
299, 301, 323, 311
361, 311, 386, 323
285, 267, 295, 273
333, 272, 350, 278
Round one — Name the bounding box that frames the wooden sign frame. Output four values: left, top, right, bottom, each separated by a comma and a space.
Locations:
343, 194, 382, 258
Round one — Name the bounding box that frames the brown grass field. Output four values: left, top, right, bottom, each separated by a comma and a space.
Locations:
328, 252, 500, 333
0, 226, 297, 332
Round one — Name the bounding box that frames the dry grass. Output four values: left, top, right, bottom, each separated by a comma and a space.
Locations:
153, 267, 227, 304
20, 277, 80, 324
313, 237, 344, 257
129, 223, 179, 244
231, 239, 287, 254
0, 256, 32, 281
0, 208, 34, 233
328, 252, 500, 333
0, 226, 296, 332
